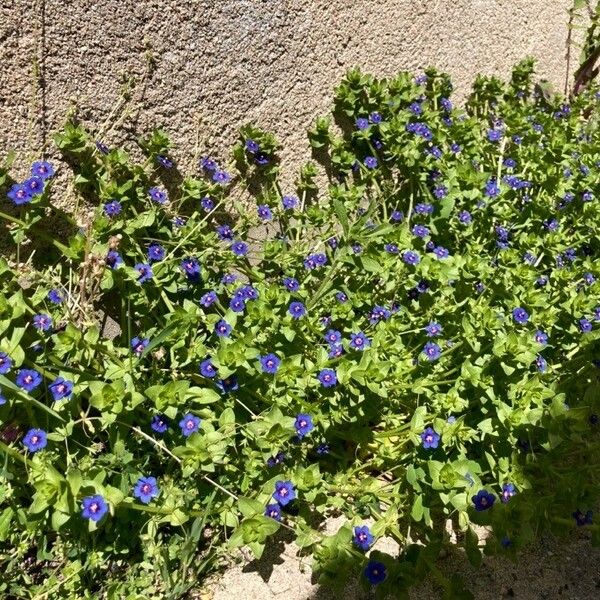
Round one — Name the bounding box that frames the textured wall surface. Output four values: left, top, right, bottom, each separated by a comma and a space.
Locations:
1, 0, 574, 176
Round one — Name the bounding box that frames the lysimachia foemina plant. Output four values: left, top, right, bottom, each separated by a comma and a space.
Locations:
0, 59, 599, 598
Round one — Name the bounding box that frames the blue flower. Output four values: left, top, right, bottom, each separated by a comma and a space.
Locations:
440, 97, 452, 112
364, 156, 378, 169
316, 443, 330, 455
433, 185, 448, 199
414, 202, 434, 215
245, 139, 259, 153
501, 483, 516, 503
151, 414, 169, 434
156, 155, 173, 168
49, 377, 73, 401
384, 243, 399, 254
288, 302, 306, 319
23, 176, 45, 196
336, 291, 348, 303
364, 561, 386, 585
266, 451, 285, 467
294, 413, 314, 438
238, 285, 259, 301
200, 196, 214, 211
573, 509, 593, 526
583, 272, 596, 285
282, 277, 299, 292
32, 313, 53, 331
200, 156, 217, 171
433, 246, 450, 259
424, 322, 442, 337
147, 243, 165, 262
215, 320, 232, 337
403, 250, 420, 265
534, 330, 548, 345
231, 241, 248, 257
412, 224, 429, 238
212, 170, 232, 185
350, 332, 370, 350
422, 342, 441, 361
272, 480, 296, 506
103, 200, 122, 217
200, 358, 217, 378
318, 368, 337, 388
131, 337, 149, 356
351, 243, 363, 254
179, 413, 201, 437
353, 525, 374, 551
580, 318, 593, 333
421, 426, 440, 449
47, 289, 63, 304
260, 353, 281, 374
328, 344, 344, 358
95, 141, 110, 154
487, 129, 502, 142
390, 210, 404, 222
355, 117, 370, 130
0, 352, 13, 374
370, 112, 382, 124
325, 329, 342, 345
7, 183, 32, 205
22, 428, 47, 452
229, 294, 245, 313
81, 495, 108, 521
16, 369, 43, 392
370, 306, 391, 324
181, 257, 201, 282
31, 160, 55, 180
133, 476, 160, 504
216, 224, 234, 241
512, 307, 529, 325
450, 142, 462, 153
257, 204, 273, 221
484, 178, 500, 198
409, 102, 422, 115
282, 195, 298, 210
216, 376, 239, 393
149, 187, 168, 205
0, 394, 5, 405
472, 490, 495, 511
106, 250, 123, 269
135, 263, 153, 283
200, 291, 218, 307
264, 503, 282, 521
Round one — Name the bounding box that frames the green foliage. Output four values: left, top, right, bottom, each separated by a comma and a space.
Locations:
0, 61, 600, 598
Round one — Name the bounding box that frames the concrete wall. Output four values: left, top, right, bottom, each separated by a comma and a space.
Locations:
0, 1, 574, 176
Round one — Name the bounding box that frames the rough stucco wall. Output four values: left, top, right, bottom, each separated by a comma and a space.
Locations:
1, 0, 573, 178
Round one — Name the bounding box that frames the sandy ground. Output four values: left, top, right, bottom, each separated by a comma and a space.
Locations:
202, 528, 600, 600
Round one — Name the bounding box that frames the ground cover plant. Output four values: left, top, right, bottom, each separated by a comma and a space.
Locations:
0, 59, 600, 599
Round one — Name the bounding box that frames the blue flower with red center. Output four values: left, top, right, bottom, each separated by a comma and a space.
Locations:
294, 413, 314, 438
31, 160, 55, 180
353, 525, 374, 551
147, 243, 165, 262
403, 250, 420, 265
421, 427, 440, 449
135, 263, 153, 283
217, 376, 239, 393
103, 200, 122, 217
0, 352, 12, 374
7, 183, 33, 205
272, 480, 296, 506
364, 561, 386, 585
200, 291, 217, 307
149, 187, 168, 204
81, 495, 108, 521
16, 369, 43, 392
318, 368, 337, 387
512, 307, 529, 325
424, 322, 442, 337
422, 342, 441, 361
32, 313, 53, 332
49, 377, 74, 401
265, 503, 282, 521
231, 241, 248, 256
22, 428, 47, 452
257, 205, 272, 221
350, 332, 370, 350
215, 320, 232, 337
324, 329, 341, 344
151, 414, 169, 434
501, 483, 516, 503
573, 509, 593, 526
24, 176, 45, 196
179, 413, 201, 437
288, 302, 306, 319
472, 489, 495, 511
133, 476, 160, 504
200, 358, 217, 378
260, 353, 281, 374
282, 195, 298, 210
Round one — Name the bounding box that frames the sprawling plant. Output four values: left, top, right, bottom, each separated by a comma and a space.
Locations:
1, 60, 599, 598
